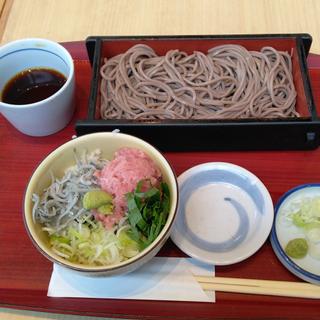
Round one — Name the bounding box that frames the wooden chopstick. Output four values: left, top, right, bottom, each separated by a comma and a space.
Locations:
195, 276, 320, 299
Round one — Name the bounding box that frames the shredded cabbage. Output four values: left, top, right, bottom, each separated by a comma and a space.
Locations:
286, 196, 320, 260
306, 228, 320, 260
290, 197, 320, 229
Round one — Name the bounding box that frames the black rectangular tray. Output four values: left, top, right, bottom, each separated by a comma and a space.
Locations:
75, 34, 320, 151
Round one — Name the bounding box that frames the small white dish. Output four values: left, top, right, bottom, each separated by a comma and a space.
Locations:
171, 162, 274, 265
270, 184, 320, 284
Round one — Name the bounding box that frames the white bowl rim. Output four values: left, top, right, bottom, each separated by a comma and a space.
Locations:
0, 37, 74, 108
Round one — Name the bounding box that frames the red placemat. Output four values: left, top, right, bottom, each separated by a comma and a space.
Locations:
0, 42, 320, 319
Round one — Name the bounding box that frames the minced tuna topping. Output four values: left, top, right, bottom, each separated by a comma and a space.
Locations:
94, 147, 162, 228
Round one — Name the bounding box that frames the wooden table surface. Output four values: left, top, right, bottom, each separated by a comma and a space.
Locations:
1, 0, 320, 54
1, 1, 320, 319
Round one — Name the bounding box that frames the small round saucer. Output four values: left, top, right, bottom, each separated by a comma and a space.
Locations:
270, 184, 320, 284
171, 162, 274, 265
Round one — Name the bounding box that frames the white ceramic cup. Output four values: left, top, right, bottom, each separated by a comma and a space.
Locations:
0, 38, 75, 136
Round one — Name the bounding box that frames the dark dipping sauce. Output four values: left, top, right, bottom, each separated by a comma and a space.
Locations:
1, 68, 67, 105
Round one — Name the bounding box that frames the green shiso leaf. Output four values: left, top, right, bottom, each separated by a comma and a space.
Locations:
126, 180, 170, 249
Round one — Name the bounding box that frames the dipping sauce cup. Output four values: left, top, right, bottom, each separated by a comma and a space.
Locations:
0, 38, 75, 136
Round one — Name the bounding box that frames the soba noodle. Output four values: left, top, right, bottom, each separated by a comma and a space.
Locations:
100, 44, 297, 120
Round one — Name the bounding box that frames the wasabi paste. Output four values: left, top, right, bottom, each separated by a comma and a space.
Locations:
285, 238, 308, 259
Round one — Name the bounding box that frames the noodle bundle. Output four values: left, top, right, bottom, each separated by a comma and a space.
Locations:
100, 44, 297, 120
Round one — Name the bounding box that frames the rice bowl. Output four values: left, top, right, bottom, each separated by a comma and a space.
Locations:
23, 132, 178, 276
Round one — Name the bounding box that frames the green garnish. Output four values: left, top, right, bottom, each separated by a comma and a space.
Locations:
285, 238, 308, 259
126, 180, 170, 249
83, 190, 113, 212
97, 203, 114, 215
291, 197, 320, 229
